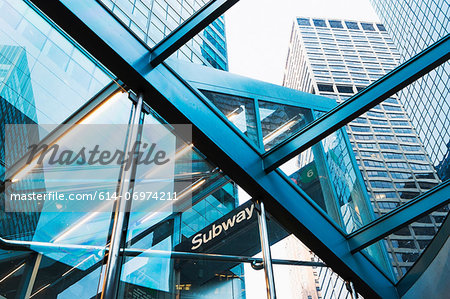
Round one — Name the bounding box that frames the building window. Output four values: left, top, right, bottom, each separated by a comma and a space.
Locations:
371, 180, 394, 189
400, 191, 420, 199
363, 160, 385, 168
366, 170, 388, 177
297, 18, 311, 26
374, 192, 397, 199
401, 145, 421, 152
350, 125, 371, 132
413, 227, 436, 236
336, 85, 353, 93
378, 201, 399, 209
386, 162, 409, 169
361, 23, 375, 31
376, 24, 387, 31
317, 84, 334, 92
379, 143, 400, 150
391, 120, 409, 126
399, 136, 418, 143
345, 21, 360, 30
390, 172, 411, 179
383, 152, 403, 159
313, 19, 327, 28
329, 20, 343, 28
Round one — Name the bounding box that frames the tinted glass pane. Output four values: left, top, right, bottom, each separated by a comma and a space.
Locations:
0, 91, 132, 298
266, 211, 366, 299
259, 101, 311, 151
117, 111, 265, 298
201, 90, 259, 147
329, 20, 343, 28
297, 17, 310, 26
382, 205, 449, 281
0, 0, 113, 126
280, 126, 374, 234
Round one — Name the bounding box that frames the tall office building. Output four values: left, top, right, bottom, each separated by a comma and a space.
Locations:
283, 17, 445, 280
370, 0, 450, 181
0, 45, 42, 240
99, 0, 228, 70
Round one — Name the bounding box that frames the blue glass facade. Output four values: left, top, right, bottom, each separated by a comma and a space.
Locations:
370, 0, 450, 181
283, 16, 445, 286
99, 0, 228, 70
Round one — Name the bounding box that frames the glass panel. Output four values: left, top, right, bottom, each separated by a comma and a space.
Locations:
98, 0, 212, 47
280, 127, 373, 234
259, 100, 311, 151
0, 91, 132, 297
201, 90, 259, 147
266, 210, 366, 299
282, 12, 448, 191
381, 204, 449, 281
119, 258, 266, 298
0, 253, 29, 298
0, 0, 114, 128
174, 16, 228, 70
117, 111, 265, 298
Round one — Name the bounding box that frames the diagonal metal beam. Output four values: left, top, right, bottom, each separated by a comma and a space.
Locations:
150, 0, 238, 67
347, 180, 450, 253
262, 34, 450, 172
27, 1, 398, 298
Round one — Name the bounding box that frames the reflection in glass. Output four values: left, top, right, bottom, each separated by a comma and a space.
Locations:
259, 101, 310, 151
280, 127, 373, 234
0, 0, 113, 127
381, 205, 448, 281
0, 91, 132, 298
116, 108, 268, 298
201, 90, 259, 147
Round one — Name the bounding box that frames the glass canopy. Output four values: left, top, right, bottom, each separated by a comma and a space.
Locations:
0, 0, 448, 298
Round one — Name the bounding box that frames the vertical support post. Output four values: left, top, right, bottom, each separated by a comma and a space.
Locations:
346, 281, 358, 299
23, 253, 42, 299
257, 199, 277, 299
101, 92, 143, 299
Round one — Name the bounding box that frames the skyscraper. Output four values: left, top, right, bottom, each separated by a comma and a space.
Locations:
370, 0, 449, 181
283, 16, 445, 279
0, 45, 42, 240
98, 0, 228, 70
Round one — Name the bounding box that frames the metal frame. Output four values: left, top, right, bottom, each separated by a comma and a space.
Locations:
257, 200, 277, 299
0, 237, 326, 267
18, 0, 450, 297
262, 34, 450, 172
100, 93, 143, 298
347, 180, 450, 253
27, 0, 399, 297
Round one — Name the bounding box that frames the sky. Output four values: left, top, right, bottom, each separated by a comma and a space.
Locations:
225, 0, 380, 85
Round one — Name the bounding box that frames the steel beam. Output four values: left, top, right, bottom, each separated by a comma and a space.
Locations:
257, 200, 277, 299
347, 180, 450, 253
150, 0, 238, 67
101, 93, 143, 298
262, 34, 450, 172
27, 1, 398, 297
0, 236, 326, 267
